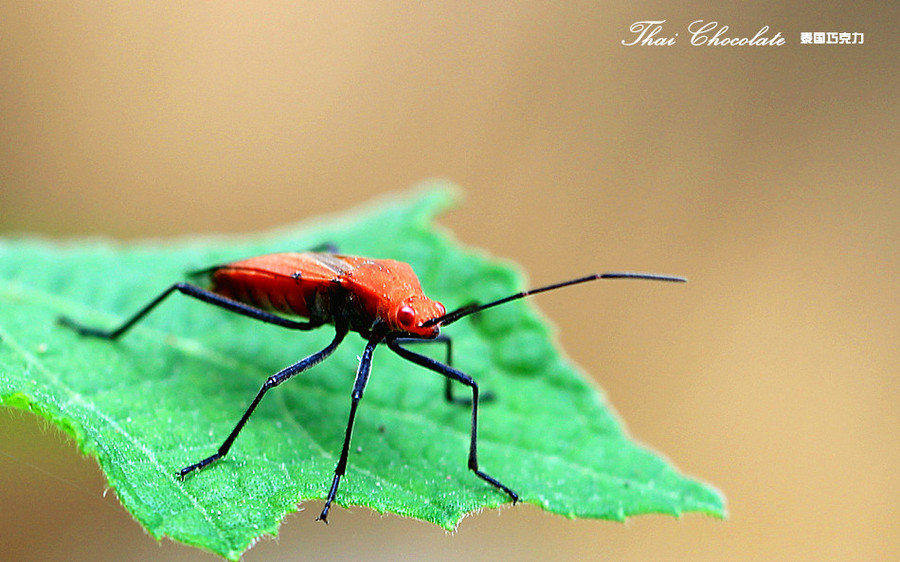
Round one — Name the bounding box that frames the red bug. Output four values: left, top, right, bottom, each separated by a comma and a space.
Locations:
58, 249, 684, 522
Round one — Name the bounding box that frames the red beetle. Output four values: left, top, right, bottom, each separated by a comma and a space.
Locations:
59, 249, 684, 522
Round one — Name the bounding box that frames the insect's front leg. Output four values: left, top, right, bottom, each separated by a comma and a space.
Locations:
392, 334, 494, 405
387, 338, 518, 504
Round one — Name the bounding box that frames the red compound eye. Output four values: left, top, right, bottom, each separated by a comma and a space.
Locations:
397, 305, 416, 329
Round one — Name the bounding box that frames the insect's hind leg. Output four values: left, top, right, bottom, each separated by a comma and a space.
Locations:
387, 338, 518, 503
306, 242, 340, 254
58, 282, 323, 340
390, 335, 494, 405
180, 323, 349, 480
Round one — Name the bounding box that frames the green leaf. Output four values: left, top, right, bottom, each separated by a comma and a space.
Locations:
0, 181, 724, 559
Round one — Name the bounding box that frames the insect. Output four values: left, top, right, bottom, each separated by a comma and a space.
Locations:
58, 249, 684, 522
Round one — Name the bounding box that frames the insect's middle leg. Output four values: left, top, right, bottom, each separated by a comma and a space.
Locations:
387, 339, 518, 503
318, 330, 383, 523
178, 323, 349, 481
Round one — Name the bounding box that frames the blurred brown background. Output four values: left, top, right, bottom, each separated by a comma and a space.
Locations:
1, 2, 897, 561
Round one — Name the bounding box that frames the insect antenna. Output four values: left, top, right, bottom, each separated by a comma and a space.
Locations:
421, 272, 686, 328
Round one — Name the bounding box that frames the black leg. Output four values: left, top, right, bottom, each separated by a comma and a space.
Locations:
318, 329, 384, 523
393, 335, 494, 405
391, 334, 453, 365
392, 334, 457, 403
58, 282, 323, 340
387, 339, 518, 504
307, 242, 340, 254
179, 323, 349, 480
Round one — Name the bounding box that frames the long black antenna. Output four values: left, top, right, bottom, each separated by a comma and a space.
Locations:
421, 272, 686, 328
